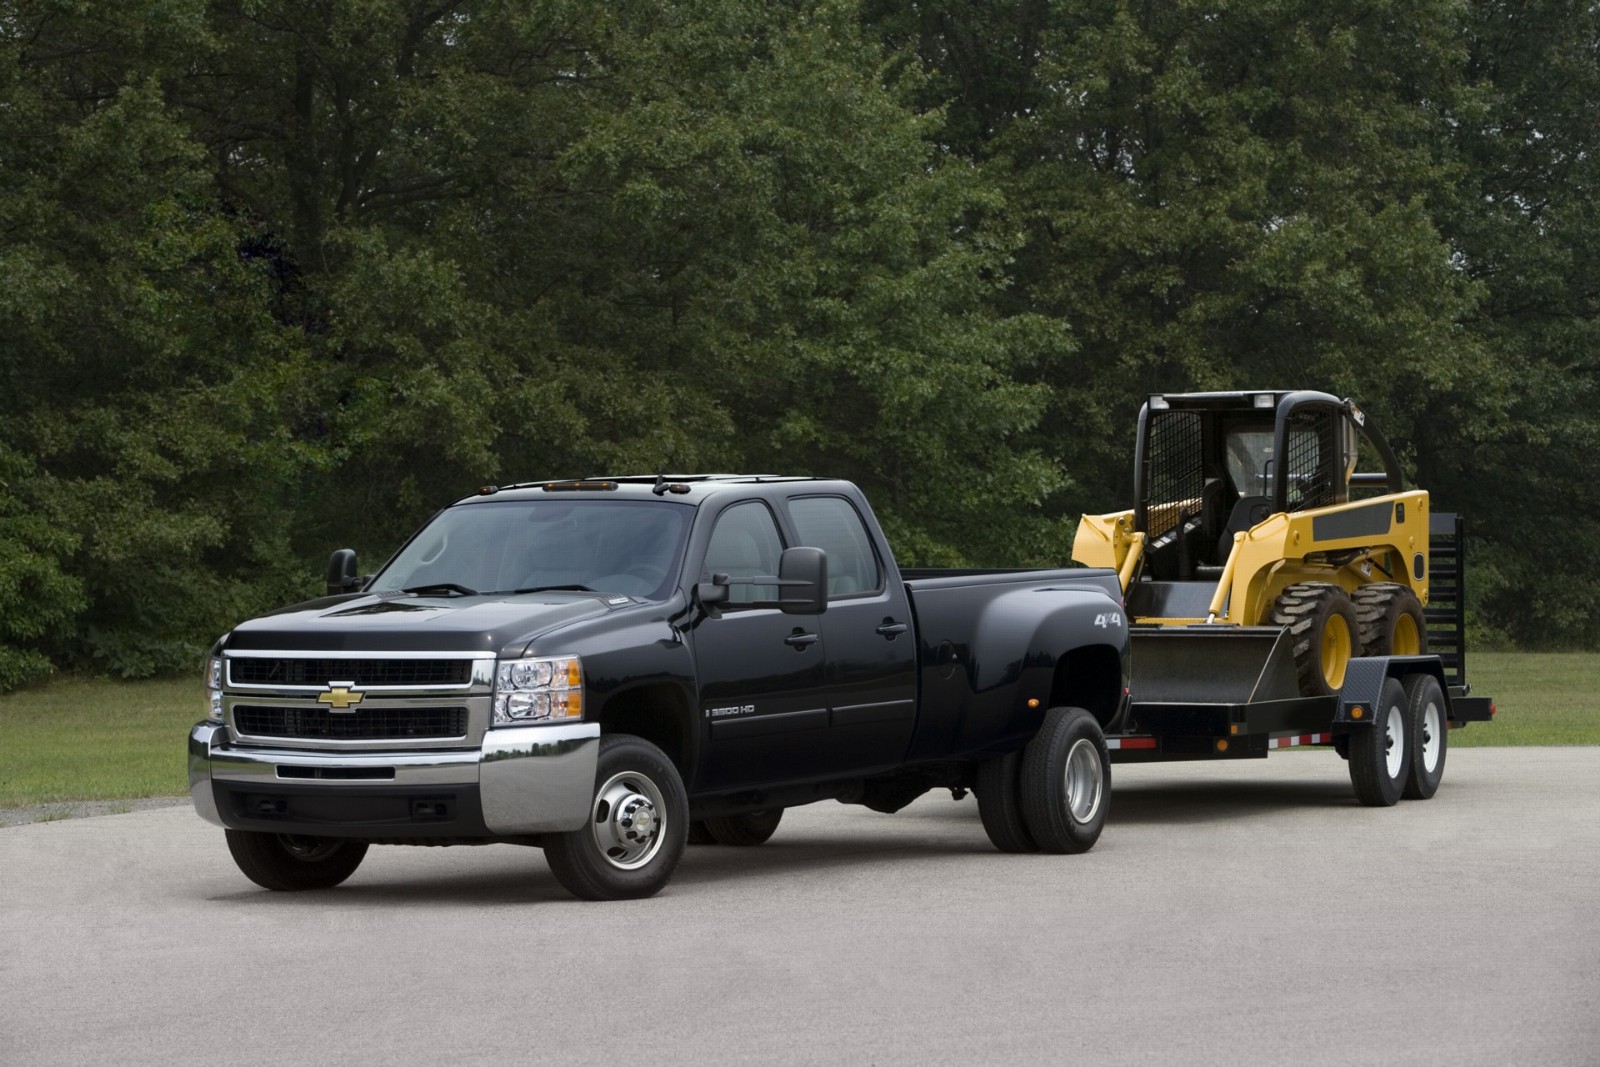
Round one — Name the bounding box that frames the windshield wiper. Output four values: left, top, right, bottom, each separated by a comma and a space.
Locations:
402, 582, 479, 597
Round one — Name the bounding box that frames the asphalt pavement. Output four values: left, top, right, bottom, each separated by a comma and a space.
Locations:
3, 747, 1597, 1066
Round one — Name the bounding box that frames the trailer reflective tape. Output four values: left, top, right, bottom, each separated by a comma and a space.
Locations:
1107, 737, 1157, 750
1267, 732, 1335, 749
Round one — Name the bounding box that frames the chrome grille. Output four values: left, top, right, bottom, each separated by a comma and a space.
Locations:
230, 658, 472, 687
234, 705, 469, 741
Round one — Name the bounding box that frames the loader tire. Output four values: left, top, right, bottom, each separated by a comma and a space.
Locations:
1352, 583, 1428, 658
1270, 583, 1360, 697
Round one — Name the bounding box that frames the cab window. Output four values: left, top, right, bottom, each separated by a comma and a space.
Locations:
788, 496, 882, 597
703, 502, 784, 606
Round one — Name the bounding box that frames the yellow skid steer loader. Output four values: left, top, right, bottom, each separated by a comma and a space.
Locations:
1074, 390, 1428, 697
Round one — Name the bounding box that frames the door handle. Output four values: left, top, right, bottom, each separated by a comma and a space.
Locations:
784, 631, 819, 650
876, 620, 908, 639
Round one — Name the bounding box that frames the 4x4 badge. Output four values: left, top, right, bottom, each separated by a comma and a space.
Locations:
317, 682, 365, 711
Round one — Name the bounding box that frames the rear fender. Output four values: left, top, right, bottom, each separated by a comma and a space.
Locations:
968, 587, 1130, 739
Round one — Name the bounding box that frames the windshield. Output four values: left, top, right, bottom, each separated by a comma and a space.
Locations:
371, 499, 691, 600
1225, 425, 1323, 504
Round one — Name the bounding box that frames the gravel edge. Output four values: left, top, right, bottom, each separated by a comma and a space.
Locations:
0, 796, 192, 828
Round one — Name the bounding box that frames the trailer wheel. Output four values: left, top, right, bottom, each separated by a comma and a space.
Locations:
1271, 583, 1360, 697
1402, 674, 1448, 800
224, 830, 368, 891
1348, 677, 1408, 807
1019, 707, 1111, 854
974, 750, 1038, 853
1352, 584, 1428, 657
543, 735, 688, 900
703, 809, 784, 846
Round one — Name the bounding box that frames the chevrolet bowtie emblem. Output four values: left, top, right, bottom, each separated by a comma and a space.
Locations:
317, 683, 365, 711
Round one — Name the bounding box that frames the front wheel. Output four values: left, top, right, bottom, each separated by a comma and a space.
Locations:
543, 735, 688, 901
1019, 707, 1111, 854
1348, 677, 1408, 807
224, 830, 368, 891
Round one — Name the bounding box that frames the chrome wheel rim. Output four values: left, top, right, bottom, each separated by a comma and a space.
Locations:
1064, 738, 1104, 824
589, 771, 666, 871
1420, 699, 1443, 774
1384, 704, 1405, 779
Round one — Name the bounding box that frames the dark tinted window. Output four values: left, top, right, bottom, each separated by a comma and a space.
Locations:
704, 502, 784, 605
789, 496, 881, 597
373, 500, 689, 599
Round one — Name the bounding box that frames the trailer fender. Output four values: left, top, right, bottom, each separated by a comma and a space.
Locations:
1336, 656, 1450, 725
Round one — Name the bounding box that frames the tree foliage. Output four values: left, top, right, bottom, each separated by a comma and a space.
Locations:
1, 0, 1598, 687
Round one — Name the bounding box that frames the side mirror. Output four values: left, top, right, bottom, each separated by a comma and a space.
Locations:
691, 549, 828, 617
694, 574, 732, 614
775, 547, 827, 615
325, 549, 360, 596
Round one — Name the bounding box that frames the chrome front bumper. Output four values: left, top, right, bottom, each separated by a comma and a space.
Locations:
189, 720, 600, 835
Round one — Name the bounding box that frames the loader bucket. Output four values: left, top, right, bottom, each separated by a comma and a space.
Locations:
1128, 626, 1301, 706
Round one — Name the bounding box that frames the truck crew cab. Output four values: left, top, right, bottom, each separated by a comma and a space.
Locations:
191, 476, 1130, 900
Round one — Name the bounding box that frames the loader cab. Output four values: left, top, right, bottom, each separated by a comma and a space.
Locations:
1132, 391, 1402, 582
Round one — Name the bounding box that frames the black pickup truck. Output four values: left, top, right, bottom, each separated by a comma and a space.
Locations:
190, 475, 1130, 899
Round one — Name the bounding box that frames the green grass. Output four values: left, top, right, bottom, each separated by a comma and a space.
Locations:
1450, 652, 1598, 747
0, 678, 197, 808
0, 653, 1593, 808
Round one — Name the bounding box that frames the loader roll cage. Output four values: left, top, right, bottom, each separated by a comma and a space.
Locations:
1132, 390, 1406, 543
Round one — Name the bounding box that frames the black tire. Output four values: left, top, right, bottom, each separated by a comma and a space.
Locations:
1270, 582, 1360, 697
1348, 677, 1408, 807
543, 735, 688, 901
1402, 673, 1448, 800
1018, 707, 1111, 854
224, 830, 368, 891
686, 820, 715, 845
974, 749, 1038, 853
703, 809, 784, 846
1352, 584, 1428, 657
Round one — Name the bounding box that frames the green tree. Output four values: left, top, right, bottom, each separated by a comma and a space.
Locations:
1423, 0, 1600, 646
0, 4, 316, 682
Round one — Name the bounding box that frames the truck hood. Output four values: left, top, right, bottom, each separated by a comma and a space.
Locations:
223, 591, 627, 654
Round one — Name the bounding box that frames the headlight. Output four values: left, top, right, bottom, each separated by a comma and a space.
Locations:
205, 656, 224, 723
493, 655, 583, 726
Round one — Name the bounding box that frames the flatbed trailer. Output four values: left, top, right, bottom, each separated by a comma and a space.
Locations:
1101, 513, 1494, 804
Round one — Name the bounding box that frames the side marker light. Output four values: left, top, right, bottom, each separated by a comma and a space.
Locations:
1350, 706, 1365, 720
